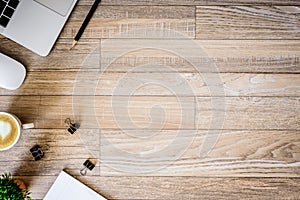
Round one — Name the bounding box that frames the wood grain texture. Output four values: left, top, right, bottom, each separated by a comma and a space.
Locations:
77, 0, 300, 6
0, 96, 299, 130
100, 129, 300, 176
15, 176, 300, 200
62, 6, 195, 39
196, 6, 300, 39
100, 39, 300, 73
1, 129, 298, 177
0, 1, 299, 199
196, 97, 300, 130
1, 39, 299, 73
1, 72, 299, 96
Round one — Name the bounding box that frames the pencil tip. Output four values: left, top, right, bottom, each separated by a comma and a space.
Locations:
70, 40, 78, 49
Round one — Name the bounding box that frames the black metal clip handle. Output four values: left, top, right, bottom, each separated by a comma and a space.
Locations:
80, 159, 95, 176
29, 145, 48, 161
65, 118, 80, 134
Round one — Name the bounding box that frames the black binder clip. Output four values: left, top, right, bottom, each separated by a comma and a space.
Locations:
29, 145, 44, 161
80, 159, 95, 176
65, 118, 80, 134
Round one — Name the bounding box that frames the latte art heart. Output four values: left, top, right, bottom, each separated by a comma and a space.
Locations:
0, 121, 12, 140
0, 113, 20, 150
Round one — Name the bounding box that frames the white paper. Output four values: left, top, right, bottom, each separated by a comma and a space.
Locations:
44, 171, 106, 200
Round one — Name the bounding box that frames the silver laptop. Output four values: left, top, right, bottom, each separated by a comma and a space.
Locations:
0, 0, 77, 56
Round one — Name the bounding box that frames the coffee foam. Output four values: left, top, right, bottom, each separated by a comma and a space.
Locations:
0, 114, 19, 149
0, 121, 12, 138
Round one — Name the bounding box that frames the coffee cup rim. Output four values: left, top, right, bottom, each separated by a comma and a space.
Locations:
0, 112, 21, 151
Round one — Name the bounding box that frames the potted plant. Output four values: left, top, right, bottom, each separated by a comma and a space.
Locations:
0, 173, 31, 200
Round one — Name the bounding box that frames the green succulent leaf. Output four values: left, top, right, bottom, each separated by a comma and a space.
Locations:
0, 173, 31, 200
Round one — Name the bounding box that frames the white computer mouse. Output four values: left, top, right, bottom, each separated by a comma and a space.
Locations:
0, 53, 26, 90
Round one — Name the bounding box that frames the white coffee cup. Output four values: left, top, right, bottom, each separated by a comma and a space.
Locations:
0, 112, 34, 151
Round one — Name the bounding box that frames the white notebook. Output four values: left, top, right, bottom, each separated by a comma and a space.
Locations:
44, 171, 106, 200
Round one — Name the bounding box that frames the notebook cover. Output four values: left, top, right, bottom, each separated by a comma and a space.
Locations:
43, 170, 106, 200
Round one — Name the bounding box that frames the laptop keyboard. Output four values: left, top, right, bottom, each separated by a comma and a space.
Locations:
0, 0, 19, 28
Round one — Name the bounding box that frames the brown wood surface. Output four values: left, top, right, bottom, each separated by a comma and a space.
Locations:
0, 0, 299, 199
17, 176, 300, 200
196, 6, 300, 39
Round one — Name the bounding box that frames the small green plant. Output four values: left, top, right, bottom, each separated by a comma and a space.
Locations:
0, 173, 31, 200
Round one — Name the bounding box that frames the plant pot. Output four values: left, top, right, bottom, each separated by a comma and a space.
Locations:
14, 179, 27, 190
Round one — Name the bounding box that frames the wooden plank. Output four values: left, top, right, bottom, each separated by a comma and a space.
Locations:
78, 0, 195, 6
41, 96, 196, 130
0, 38, 100, 71
1, 39, 299, 73
0, 129, 100, 175
16, 176, 300, 200
0, 0, 295, 8
196, 97, 300, 130
0, 96, 298, 130
0, 129, 298, 177
99, 130, 300, 176
196, 40, 300, 73
196, 6, 300, 39
99, 129, 300, 176
61, 6, 195, 39
100, 39, 300, 73
0, 38, 99, 55
1, 72, 299, 96
77, 0, 300, 6
3, 129, 299, 160
0, 129, 100, 161
0, 96, 194, 129
0, 160, 100, 176
0, 96, 40, 125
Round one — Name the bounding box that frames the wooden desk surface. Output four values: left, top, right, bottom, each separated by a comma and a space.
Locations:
0, 0, 299, 199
